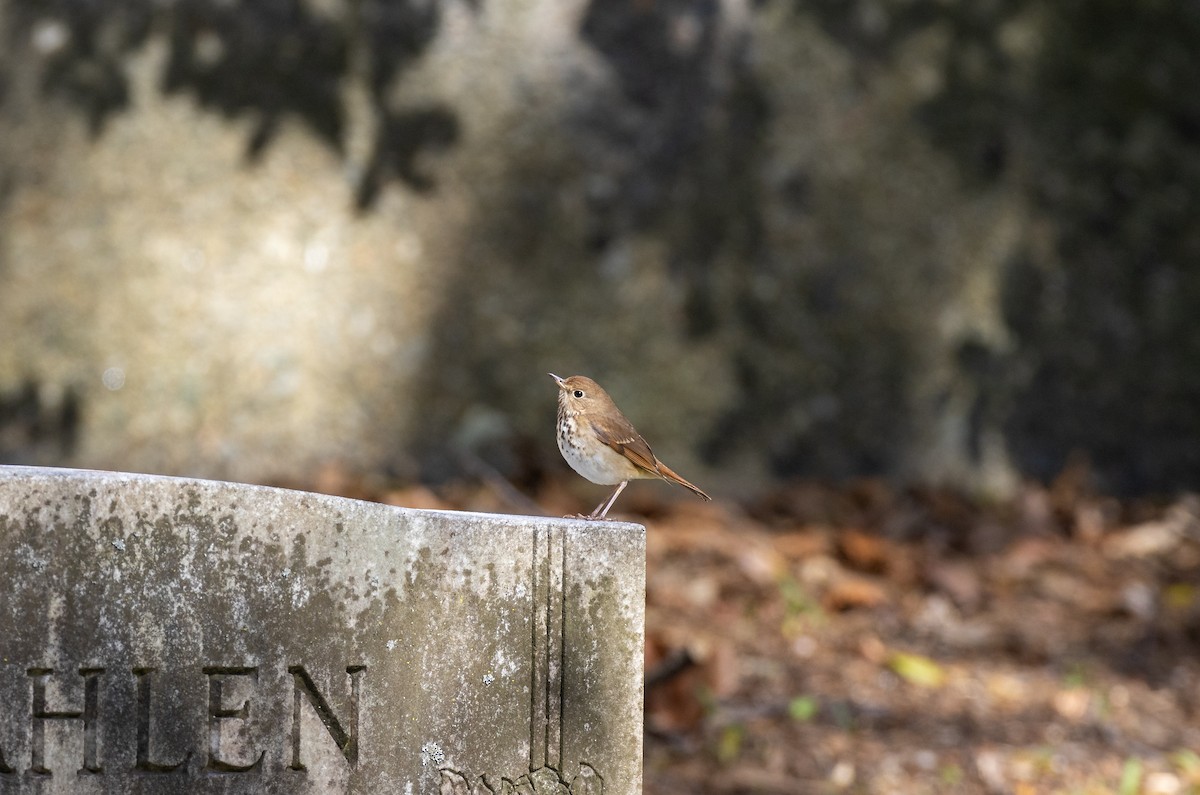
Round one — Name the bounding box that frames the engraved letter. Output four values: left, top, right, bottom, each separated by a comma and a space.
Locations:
27, 667, 104, 776
132, 668, 189, 773
202, 666, 264, 773
0, 743, 13, 775
287, 665, 365, 770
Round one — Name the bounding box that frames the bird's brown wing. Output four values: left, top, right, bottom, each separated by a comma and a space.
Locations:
589, 417, 661, 476
590, 415, 712, 500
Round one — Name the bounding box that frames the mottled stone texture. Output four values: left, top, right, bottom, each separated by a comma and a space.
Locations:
6, 2, 1198, 495
0, 466, 644, 794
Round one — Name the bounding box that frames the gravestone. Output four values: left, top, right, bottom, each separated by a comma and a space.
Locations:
0, 466, 644, 794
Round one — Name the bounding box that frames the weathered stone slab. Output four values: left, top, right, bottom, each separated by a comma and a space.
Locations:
0, 466, 644, 793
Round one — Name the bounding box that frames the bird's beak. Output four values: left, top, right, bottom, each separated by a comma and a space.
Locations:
548, 373, 566, 389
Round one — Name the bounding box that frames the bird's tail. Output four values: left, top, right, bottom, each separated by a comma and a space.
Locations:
655, 461, 712, 501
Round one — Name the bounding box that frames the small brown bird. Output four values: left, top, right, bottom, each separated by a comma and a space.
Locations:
550, 373, 711, 519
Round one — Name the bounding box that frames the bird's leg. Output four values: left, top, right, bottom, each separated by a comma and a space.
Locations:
589, 481, 629, 519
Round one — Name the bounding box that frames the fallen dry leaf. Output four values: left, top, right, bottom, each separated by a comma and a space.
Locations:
381, 485, 451, 511
770, 528, 834, 560
838, 528, 892, 572
925, 560, 984, 610
1103, 520, 1183, 559
823, 575, 888, 611
1052, 687, 1092, 721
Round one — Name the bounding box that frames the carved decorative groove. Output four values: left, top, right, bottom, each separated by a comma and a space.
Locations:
442, 523, 604, 793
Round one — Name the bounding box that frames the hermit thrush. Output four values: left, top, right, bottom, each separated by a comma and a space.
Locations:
550, 373, 711, 519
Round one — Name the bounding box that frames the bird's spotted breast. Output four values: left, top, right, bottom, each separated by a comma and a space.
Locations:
556, 415, 640, 485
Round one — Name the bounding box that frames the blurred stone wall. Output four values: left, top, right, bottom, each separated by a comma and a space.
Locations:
1, 0, 1198, 495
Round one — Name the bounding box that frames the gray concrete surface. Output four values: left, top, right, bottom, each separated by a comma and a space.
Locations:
0, 466, 644, 793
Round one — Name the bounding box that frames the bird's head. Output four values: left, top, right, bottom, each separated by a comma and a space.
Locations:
548, 373, 611, 416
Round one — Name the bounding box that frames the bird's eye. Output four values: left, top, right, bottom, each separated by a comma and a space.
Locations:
573, 390, 584, 398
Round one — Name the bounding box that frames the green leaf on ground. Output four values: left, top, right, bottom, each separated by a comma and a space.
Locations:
888, 651, 946, 688
1119, 757, 1143, 795
788, 695, 818, 722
